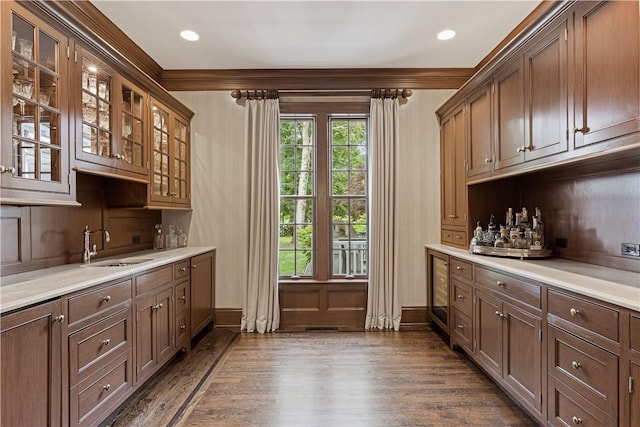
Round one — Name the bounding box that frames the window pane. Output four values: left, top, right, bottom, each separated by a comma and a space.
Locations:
332, 171, 348, 195
332, 120, 348, 144
332, 147, 348, 170
351, 146, 367, 170
349, 171, 367, 195
349, 120, 367, 145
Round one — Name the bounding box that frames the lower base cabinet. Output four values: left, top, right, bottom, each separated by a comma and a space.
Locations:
190, 251, 215, 338
0, 300, 63, 427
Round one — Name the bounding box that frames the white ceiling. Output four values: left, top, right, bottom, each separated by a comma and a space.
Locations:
92, 0, 540, 70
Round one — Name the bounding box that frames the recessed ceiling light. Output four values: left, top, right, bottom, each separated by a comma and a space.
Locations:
180, 30, 199, 42
437, 29, 456, 41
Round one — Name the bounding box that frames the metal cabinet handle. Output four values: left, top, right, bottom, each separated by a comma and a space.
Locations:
572, 416, 582, 424
102, 339, 111, 346
153, 303, 163, 310
103, 384, 111, 391
457, 294, 464, 300
180, 295, 187, 301
457, 324, 464, 330
447, 214, 455, 218
179, 267, 187, 272
192, 264, 197, 269
54, 314, 65, 323
495, 311, 506, 318
571, 361, 582, 370
0, 165, 15, 174
570, 308, 580, 317
103, 295, 112, 302
180, 324, 187, 330
516, 146, 530, 153
496, 281, 505, 287
455, 235, 462, 240
456, 266, 463, 271
573, 127, 590, 134
484, 158, 493, 163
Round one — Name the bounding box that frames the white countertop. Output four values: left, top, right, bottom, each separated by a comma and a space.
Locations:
426, 244, 640, 312
0, 247, 215, 314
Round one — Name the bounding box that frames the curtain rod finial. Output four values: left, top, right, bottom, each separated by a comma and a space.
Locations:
231, 90, 242, 99
402, 89, 413, 98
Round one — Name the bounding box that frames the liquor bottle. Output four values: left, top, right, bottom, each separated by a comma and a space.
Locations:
531, 207, 545, 249
153, 224, 164, 250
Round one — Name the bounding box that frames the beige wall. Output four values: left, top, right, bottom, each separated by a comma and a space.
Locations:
166, 89, 454, 309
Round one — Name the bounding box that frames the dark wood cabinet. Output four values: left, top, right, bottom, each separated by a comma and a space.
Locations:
629, 361, 640, 427
474, 278, 543, 419
440, 104, 467, 232
426, 249, 449, 333
190, 250, 215, 338
174, 279, 190, 351
148, 97, 191, 209
466, 83, 493, 179
1, 1, 75, 205
1, 299, 63, 427
135, 284, 173, 385
523, 16, 569, 162
493, 56, 526, 171
572, 0, 640, 150
73, 46, 149, 181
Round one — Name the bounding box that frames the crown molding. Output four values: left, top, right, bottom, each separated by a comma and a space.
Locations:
159, 68, 475, 91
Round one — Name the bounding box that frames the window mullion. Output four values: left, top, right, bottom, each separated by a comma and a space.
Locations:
315, 113, 330, 281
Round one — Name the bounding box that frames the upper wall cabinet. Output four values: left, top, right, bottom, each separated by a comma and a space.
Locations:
1, 1, 75, 205
148, 98, 190, 209
466, 83, 493, 179
73, 46, 149, 181
572, 0, 640, 150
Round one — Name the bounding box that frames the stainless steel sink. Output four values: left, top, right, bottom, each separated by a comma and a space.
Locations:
84, 258, 153, 267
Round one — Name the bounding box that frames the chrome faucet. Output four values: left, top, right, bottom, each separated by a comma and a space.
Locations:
82, 225, 111, 264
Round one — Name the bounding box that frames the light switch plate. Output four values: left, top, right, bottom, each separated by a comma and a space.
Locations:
621, 243, 640, 257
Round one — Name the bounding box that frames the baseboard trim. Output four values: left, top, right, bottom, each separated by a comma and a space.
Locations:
215, 306, 428, 330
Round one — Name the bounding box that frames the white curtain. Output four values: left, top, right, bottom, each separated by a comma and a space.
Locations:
366, 97, 401, 331
241, 98, 280, 333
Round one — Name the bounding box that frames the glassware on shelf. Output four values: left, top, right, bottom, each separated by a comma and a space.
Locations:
177, 225, 188, 248
165, 225, 178, 249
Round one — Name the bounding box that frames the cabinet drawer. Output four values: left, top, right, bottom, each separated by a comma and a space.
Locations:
450, 258, 473, 282
630, 313, 640, 353
548, 289, 619, 342
69, 309, 132, 386
71, 353, 132, 427
175, 280, 189, 315
135, 265, 173, 296
548, 326, 618, 414
475, 266, 541, 308
441, 229, 467, 246
67, 279, 132, 328
174, 260, 190, 280
451, 279, 472, 316
451, 309, 472, 352
548, 376, 616, 427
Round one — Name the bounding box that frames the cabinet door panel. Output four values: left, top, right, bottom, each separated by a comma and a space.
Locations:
191, 251, 215, 338
630, 362, 640, 427
466, 85, 493, 178
494, 56, 526, 170
573, 0, 640, 148
135, 294, 155, 383
155, 286, 174, 365
1, 300, 62, 427
503, 303, 542, 412
474, 289, 502, 377
525, 18, 569, 161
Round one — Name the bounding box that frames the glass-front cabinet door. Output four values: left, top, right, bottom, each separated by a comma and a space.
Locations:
1, 2, 72, 202
149, 98, 190, 207
74, 46, 148, 179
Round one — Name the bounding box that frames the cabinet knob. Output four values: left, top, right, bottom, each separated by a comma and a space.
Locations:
572, 416, 582, 425
180, 324, 187, 330
103, 384, 111, 391
570, 308, 580, 317
0, 165, 15, 174
496, 281, 505, 287
103, 295, 111, 302
180, 295, 187, 301
516, 146, 530, 153
571, 361, 582, 370
455, 235, 462, 240
192, 264, 197, 269
153, 303, 163, 310
447, 214, 456, 218
495, 311, 506, 318
179, 267, 187, 272
456, 266, 463, 271
102, 339, 111, 346
457, 294, 464, 300
573, 126, 590, 134
484, 158, 492, 163
54, 314, 65, 323
457, 324, 464, 330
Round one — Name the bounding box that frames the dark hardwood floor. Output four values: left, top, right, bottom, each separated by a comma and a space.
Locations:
105, 328, 537, 426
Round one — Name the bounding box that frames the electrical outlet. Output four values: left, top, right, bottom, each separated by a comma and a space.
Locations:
555, 237, 567, 248
132, 235, 141, 244
621, 243, 640, 257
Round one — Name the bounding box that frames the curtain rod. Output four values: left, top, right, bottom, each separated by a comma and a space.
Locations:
230, 89, 413, 100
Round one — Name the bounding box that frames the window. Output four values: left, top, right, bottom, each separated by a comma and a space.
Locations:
278, 107, 369, 280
